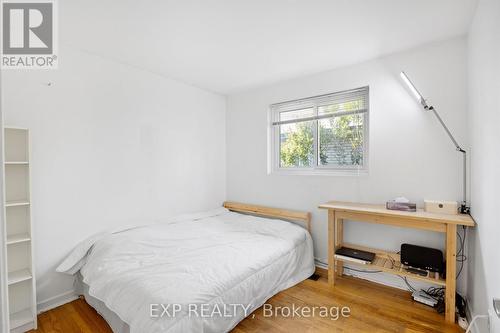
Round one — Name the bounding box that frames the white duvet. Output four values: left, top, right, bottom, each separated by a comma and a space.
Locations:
57, 208, 315, 333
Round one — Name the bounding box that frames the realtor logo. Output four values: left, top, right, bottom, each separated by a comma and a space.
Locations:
2, 0, 57, 68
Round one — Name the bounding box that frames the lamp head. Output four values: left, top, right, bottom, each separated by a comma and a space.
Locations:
400, 71, 429, 109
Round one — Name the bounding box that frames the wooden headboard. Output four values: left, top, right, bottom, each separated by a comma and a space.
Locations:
223, 201, 311, 233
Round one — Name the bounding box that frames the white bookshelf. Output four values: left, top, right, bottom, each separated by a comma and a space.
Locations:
3, 127, 36, 332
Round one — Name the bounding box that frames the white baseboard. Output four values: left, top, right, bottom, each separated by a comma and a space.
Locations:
465, 304, 493, 333
37, 289, 79, 314
314, 259, 327, 270
466, 305, 479, 333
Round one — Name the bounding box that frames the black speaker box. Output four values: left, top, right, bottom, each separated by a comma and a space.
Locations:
400, 243, 443, 273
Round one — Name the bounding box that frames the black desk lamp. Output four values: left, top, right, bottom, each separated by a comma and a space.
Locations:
400, 71, 470, 214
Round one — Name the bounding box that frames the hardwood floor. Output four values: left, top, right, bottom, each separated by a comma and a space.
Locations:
30, 273, 463, 333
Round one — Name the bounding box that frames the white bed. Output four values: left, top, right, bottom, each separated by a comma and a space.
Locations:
58, 206, 315, 333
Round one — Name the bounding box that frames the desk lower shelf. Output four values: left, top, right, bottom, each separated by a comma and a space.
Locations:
337, 243, 446, 286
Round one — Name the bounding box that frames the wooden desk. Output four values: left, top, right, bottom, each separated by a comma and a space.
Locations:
319, 201, 475, 323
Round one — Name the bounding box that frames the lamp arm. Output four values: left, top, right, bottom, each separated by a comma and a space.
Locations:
427, 105, 469, 213
428, 106, 462, 151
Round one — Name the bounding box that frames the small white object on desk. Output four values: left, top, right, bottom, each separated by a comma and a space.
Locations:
424, 200, 458, 215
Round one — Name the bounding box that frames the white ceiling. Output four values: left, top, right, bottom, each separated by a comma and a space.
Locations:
61, 0, 478, 94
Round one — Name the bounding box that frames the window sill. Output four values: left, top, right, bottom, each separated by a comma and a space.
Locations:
269, 168, 369, 177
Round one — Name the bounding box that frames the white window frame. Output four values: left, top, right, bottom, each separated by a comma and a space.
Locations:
268, 87, 369, 176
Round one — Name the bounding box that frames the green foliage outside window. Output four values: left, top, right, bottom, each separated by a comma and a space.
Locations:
280, 122, 314, 167
280, 101, 364, 168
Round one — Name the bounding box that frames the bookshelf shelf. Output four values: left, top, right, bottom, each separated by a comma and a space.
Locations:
5, 161, 29, 165
5, 200, 30, 208
8, 269, 32, 285
10, 308, 33, 329
7, 233, 31, 245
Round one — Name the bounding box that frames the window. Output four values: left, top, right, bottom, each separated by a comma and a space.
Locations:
269, 87, 369, 175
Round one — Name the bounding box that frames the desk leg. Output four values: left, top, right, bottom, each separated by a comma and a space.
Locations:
328, 210, 336, 286
445, 224, 457, 323
335, 217, 344, 277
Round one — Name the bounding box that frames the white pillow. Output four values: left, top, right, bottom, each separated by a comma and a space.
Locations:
56, 232, 109, 274
56, 207, 229, 274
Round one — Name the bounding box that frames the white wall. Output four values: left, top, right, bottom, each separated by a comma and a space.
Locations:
2, 46, 226, 308
226, 38, 469, 291
467, 0, 500, 331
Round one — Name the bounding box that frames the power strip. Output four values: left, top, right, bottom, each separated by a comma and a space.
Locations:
412, 291, 438, 307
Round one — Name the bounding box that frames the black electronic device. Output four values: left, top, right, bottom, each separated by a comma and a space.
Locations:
335, 247, 376, 264
400, 243, 443, 273
405, 266, 428, 277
